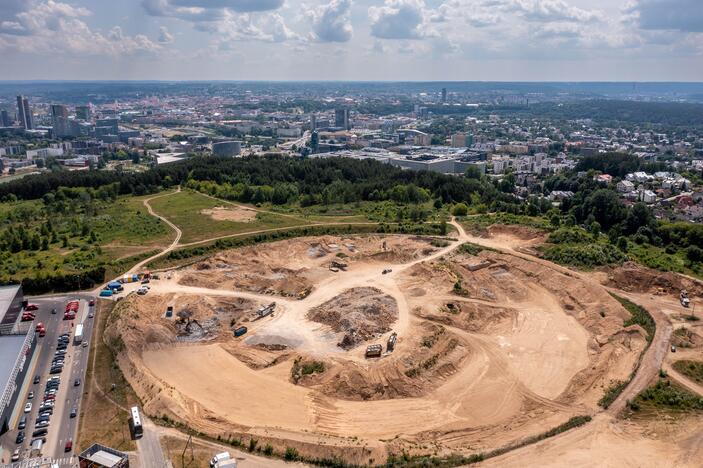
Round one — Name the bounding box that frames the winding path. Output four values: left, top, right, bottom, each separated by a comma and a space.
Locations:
127, 188, 183, 275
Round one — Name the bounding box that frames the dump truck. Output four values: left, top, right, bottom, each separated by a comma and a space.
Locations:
257, 302, 276, 318
680, 290, 690, 308
209, 452, 231, 467
365, 344, 383, 358
234, 326, 248, 337
387, 332, 397, 352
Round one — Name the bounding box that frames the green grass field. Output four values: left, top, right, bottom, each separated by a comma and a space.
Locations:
148, 190, 312, 244
0, 194, 172, 282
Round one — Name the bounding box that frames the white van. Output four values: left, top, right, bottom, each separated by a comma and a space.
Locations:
209, 452, 231, 467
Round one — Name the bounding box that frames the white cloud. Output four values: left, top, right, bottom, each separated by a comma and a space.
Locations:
144, 0, 284, 17
309, 0, 353, 43
0, 1, 162, 56
509, 0, 604, 23
369, 0, 436, 40
158, 26, 175, 43
213, 10, 300, 46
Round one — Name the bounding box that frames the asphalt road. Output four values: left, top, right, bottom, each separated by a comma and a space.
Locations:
0, 294, 96, 467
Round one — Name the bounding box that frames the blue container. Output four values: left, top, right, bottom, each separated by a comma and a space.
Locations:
99, 289, 113, 297
234, 326, 248, 337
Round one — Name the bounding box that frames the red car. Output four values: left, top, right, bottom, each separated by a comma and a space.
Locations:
24, 304, 39, 311
88, 299, 95, 306
64, 439, 72, 452
21, 314, 35, 322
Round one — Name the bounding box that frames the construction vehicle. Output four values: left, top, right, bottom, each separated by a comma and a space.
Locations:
297, 287, 312, 300
210, 452, 232, 468
382, 268, 392, 275
387, 332, 397, 352
680, 290, 690, 308
165, 306, 173, 318
365, 344, 383, 358
234, 326, 248, 337
330, 261, 348, 271
257, 302, 276, 318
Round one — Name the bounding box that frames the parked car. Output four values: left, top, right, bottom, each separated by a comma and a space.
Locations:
33, 375, 40, 384
69, 407, 77, 418
15, 431, 24, 444
11, 448, 20, 462
82, 341, 89, 348
24, 303, 39, 311
65, 439, 73, 452
51, 308, 57, 314
88, 312, 94, 318
27, 391, 34, 399
32, 429, 48, 438
74, 378, 81, 387
89, 299, 95, 306
24, 403, 32, 413
18, 416, 26, 430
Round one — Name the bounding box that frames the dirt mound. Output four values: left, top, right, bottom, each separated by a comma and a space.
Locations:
307, 287, 398, 349
672, 327, 703, 349
487, 224, 546, 241
299, 324, 469, 401
418, 301, 515, 334
603, 262, 703, 296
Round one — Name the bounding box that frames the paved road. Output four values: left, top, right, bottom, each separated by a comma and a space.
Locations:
0, 295, 96, 467
135, 419, 169, 468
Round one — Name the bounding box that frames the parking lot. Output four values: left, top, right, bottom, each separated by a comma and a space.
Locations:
0, 295, 96, 466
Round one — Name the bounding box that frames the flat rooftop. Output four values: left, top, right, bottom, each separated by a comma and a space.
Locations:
87, 449, 124, 467
0, 285, 20, 325
0, 334, 28, 404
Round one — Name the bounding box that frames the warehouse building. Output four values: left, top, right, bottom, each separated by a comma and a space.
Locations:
0, 285, 37, 435
79, 443, 130, 467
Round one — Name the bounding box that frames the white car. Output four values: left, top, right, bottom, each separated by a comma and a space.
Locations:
24, 402, 32, 413
137, 287, 148, 295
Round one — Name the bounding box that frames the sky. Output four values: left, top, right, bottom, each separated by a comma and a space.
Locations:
0, 0, 701, 81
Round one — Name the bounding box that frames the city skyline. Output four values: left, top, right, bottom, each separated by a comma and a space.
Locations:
0, 0, 702, 81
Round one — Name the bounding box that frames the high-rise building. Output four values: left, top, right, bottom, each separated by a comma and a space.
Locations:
334, 109, 350, 130
51, 104, 70, 137
441, 87, 447, 103
310, 131, 319, 154
16, 95, 34, 130
0, 110, 10, 127
310, 114, 317, 131
76, 105, 92, 121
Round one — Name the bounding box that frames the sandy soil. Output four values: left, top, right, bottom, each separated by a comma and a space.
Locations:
201, 206, 257, 222
107, 226, 684, 464
487, 413, 703, 468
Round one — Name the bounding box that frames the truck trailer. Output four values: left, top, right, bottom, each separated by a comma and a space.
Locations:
365, 344, 383, 358
74, 324, 83, 345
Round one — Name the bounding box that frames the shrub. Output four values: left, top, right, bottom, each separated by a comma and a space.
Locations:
452, 203, 468, 216
284, 447, 299, 461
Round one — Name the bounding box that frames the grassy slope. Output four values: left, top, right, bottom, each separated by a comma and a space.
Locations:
148, 190, 310, 244
673, 360, 703, 385
76, 300, 139, 452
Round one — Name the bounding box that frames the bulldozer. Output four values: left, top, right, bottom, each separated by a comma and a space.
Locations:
330, 260, 348, 271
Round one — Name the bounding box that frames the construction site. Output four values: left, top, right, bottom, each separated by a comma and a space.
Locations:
104, 224, 703, 466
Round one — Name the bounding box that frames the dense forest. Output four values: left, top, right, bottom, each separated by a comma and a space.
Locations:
0, 155, 519, 209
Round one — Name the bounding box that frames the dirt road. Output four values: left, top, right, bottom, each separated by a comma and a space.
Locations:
128, 189, 183, 275
604, 291, 674, 416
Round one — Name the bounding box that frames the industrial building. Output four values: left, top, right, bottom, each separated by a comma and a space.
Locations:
0, 285, 37, 435
212, 140, 242, 157
79, 443, 130, 467
311, 148, 486, 176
